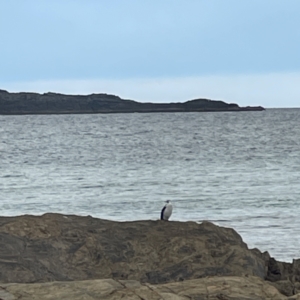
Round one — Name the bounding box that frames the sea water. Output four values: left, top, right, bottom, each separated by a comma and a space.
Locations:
1, 108, 300, 262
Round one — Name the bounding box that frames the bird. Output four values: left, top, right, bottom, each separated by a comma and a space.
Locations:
160, 200, 173, 221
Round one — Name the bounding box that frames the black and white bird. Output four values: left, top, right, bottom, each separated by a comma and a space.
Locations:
160, 200, 173, 221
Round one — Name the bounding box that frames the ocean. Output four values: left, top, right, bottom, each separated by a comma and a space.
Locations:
1, 108, 300, 262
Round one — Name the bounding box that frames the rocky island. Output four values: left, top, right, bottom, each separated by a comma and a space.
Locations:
0, 89, 264, 115
0, 213, 299, 299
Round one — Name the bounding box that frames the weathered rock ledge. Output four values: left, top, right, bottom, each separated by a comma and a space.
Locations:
0, 89, 265, 115
0, 213, 299, 299
1, 276, 298, 300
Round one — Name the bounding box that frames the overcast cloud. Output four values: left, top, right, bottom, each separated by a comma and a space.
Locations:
1, 1, 300, 107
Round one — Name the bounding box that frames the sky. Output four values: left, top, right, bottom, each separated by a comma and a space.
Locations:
1, 1, 300, 108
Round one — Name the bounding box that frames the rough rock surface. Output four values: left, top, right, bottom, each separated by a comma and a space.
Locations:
0, 214, 266, 283
0, 276, 295, 300
0, 214, 300, 297
0, 89, 265, 114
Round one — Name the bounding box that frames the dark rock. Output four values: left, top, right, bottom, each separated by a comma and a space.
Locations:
269, 280, 295, 297
0, 213, 299, 297
0, 215, 268, 283
0, 90, 265, 115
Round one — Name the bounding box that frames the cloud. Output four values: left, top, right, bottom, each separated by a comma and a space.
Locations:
2, 72, 300, 108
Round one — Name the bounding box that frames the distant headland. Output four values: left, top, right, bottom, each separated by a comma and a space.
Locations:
0, 89, 265, 115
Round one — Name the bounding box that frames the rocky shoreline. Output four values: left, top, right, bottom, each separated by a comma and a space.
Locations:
0, 89, 265, 115
0, 213, 299, 299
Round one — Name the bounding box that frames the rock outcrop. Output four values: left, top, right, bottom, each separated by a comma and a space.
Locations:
0, 89, 265, 114
0, 213, 300, 298
0, 214, 266, 283
0, 276, 294, 300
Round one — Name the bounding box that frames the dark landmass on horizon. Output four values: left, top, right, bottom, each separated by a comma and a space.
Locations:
0, 89, 265, 115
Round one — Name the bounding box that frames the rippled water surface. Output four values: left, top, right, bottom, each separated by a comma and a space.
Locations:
1, 109, 300, 262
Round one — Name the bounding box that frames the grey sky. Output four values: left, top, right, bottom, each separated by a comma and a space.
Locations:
1, 1, 300, 107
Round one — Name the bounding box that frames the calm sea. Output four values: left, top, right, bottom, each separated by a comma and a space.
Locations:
1, 109, 300, 262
